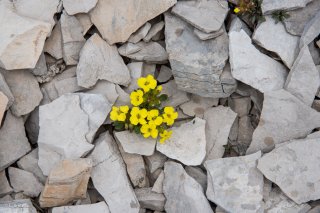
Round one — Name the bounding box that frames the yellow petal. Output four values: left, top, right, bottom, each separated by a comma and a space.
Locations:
130, 116, 139, 125
120, 105, 129, 113
118, 113, 126, 121
151, 129, 158, 138
137, 78, 146, 89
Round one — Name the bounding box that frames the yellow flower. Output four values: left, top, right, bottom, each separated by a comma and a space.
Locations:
130, 90, 144, 106
160, 130, 172, 143
110, 106, 128, 122
163, 106, 178, 126
234, 7, 241, 13
147, 109, 163, 126
141, 123, 158, 139
137, 75, 157, 92
130, 107, 147, 125
156, 85, 162, 92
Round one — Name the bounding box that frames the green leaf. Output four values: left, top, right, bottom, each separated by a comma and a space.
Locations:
159, 94, 168, 102
134, 125, 141, 134
114, 121, 125, 131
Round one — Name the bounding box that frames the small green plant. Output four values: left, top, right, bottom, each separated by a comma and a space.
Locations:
233, 0, 265, 27
271, 10, 290, 24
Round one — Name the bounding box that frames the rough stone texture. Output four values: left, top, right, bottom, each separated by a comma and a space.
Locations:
284, 46, 319, 106
261, 0, 313, 14
163, 161, 213, 213
165, 12, 230, 98
52, 202, 110, 213
0, 171, 12, 197
1, 69, 43, 116
144, 21, 165, 42
114, 131, 156, 156
0, 111, 31, 171
124, 62, 144, 93
309, 206, 320, 213
229, 30, 288, 93
157, 118, 206, 166
185, 166, 207, 191
129, 23, 152, 44
8, 167, 43, 197
134, 188, 165, 211
39, 159, 92, 207
152, 170, 164, 194
89, 133, 140, 213
60, 11, 85, 65
194, 27, 224, 41
253, 17, 299, 68
229, 96, 251, 117
203, 106, 237, 160
180, 95, 219, 118
238, 116, 255, 148
31, 53, 48, 76
85, 80, 119, 105
145, 152, 168, 174
205, 152, 264, 213
63, 0, 98, 15
157, 65, 172, 82
0, 199, 37, 213
299, 10, 320, 48
44, 22, 63, 59
75, 13, 93, 35
89, 0, 177, 44
258, 138, 320, 204
77, 33, 131, 88
0, 92, 8, 125
0, 72, 14, 109
161, 80, 190, 107
228, 15, 252, 36
171, 0, 228, 33
247, 89, 320, 154
0, 1, 51, 70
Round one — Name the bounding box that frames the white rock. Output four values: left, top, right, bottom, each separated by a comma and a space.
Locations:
85, 80, 119, 105
229, 30, 288, 93
118, 43, 142, 55
75, 13, 93, 35
128, 23, 152, 44
299, 10, 320, 48
89, 133, 140, 213
180, 95, 219, 118
145, 151, 168, 174
205, 152, 264, 213
0, 199, 37, 213
203, 106, 237, 160
63, 0, 98, 15
134, 188, 165, 211
0, 195, 13, 202
44, 22, 63, 59
152, 170, 164, 194
77, 33, 130, 88
143, 21, 165, 42
0, 171, 12, 197
114, 85, 131, 106
185, 166, 207, 191
0, 72, 14, 109
124, 62, 144, 93
193, 27, 225, 41
261, 0, 313, 14
161, 80, 190, 107
163, 161, 213, 213
0, 92, 8, 126
228, 15, 252, 36
157, 118, 206, 166
228, 96, 251, 117
89, 0, 177, 44
247, 89, 320, 154
258, 138, 320, 204
52, 202, 110, 213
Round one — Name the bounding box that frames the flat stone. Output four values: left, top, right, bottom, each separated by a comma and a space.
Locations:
0, 2, 51, 70
261, 0, 313, 14
124, 62, 144, 93
299, 10, 320, 48
39, 159, 92, 207
253, 17, 299, 68
0, 92, 8, 125
118, 43, 142, 55
60, 11, 85, 65
85, 80, 119, 105
237, 116, 255, 149
229, 96, 251, 117
118, 41, 168, 63
203, 106, 237, 160
55, 77, 83, 97
31, 53, 48, 76
114, 131, 156, 156
63, 0, 98, 15
0, 195, 12, 202
165, 12, 230, 98
0, 171, 12, 196
180, 95, 219, 118
145, 151, 168, 174
144, 21, 165, 42
285, 46, 319, 106
194, 27, 225, 40
75, 13, 93, 35
0, 199, 37, 213
0, 72, 14, 109
258, 138, 320, 204
8, 167, 43, 197
204, 152, 264, 213
0, 111, 31, 171
228, 15, 252, 36
152, 170, 164, 194
52, 202, 110, 213
172, 0, 228, 33
161, 80, 189, 107
163, 161, 213, 213
89, 133, 140, 213
129, 23, 152, 44
77, 33, 130, 88
247, 89, 320, 154
185, 166, 207, 191
309, 206, 320, 213
230, 30, 288, 93
157, 118, 206, 166
157, 65, 172, 82
134, 188, 165, 211
114, 85, 131, 106
44, 22, 63, 59
89, 0, 176, 44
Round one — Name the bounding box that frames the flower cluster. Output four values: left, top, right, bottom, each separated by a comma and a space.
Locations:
110, 75, 178, 143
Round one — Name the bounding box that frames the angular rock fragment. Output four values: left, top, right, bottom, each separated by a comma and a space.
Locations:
134, 188, 165, 211
157, 118, 206, 166
0, 171, 12, 196
247, 89, 320, 154
31, 53, 48, 76
194, 27, 224, 41
77, 33, 130, 88
63, 0, 98, 15
237, 116, 255, 149
203, 106, 237, 160
299, 10, 320, 48
129, 23, 152, 44
125, 62, 144, 92
89, 133, 140, 213
0, 199, 37, 213
0, 195, 12, 202
228, 15, 252, 36
0, 92, 8, 126
205, 152, 264, 213
39, 159, 92, 207
0, 111, 31, 171
89, 0, 177, 44
0, 72, 13, 109
85, 80, 119, 105
152, 170, 164, 194
75, 14, 93, 35
161, 80, 189, 107
157, 65, 172, 82
145, 152, 168, 174
52, 202, 110, 213
44, 22, 63, 59
229, 96, 251, 117
180, 95, 219, 117
144, 21, 165, 42
55, 77, 83, 97
261, 0, 313, 14
164, 161, 213, 213
172, 0, 228, 33
258, 138, 320, 204
185, 166, 207, 191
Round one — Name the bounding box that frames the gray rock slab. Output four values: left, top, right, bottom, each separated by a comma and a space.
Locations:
180, 95, 219, 118
0, 171, 12, 197
128, 22, 152, 44
0, 72, 14, 109
134, 188, 165, 211
75, 13, 93, 35
52, 202, 110, 213
44, 22, 63, 59
145, 151, 168, 174
261, 0, 313, 14
299, 10, 320, 48
194, 27, 224, 40
0, 199, 37, 213
228, 15, 252, 36
63, 0, 98, 15
152, 170, 164, 194
31, 53, 48, 76
161, 80, 190, 107
144, 21, 165, 42
185, 166, 207, 191
157, 65, 172, 82
85, 80, 119, 105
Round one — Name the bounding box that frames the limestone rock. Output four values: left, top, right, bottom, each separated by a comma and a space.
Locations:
171, 0, 228, 33
180, 95, 219, 118
228, 15, 252, 36
52, 202, 110, 213
31, 53, 48, 76
0, 111, 31, 171
145, 152, 168, 174
152, 170, 164, 194
253, 17, 299, 68
0, 199, 37, 213
0, 92, 8, 125
165, 12, 230, 98
229, 30, 288, 93
125, 62, 144, 92
134, 188, 165, 211
44, 22, 63, 59
261, 0, 313, 14
75, 14, 93, 35
89, 133, 140, 213
229, 96, 251, 117
194, 27, 224, 40
0, 72, 13, 109
129, 23, 152, 44
55, 77, 83, 97
63, 0, 98, 15
114, 131, 156, 156
203, 106, 237, 160
185, 166, 207, 191
77, 33, 130, 88
0, 171, 12, 196
163, 161, 213, 213
144, 21, 165, 42
157, 65, 172, 82
247, 89, 320, 154
39, 159, 92, 207
0, 195, 12, 202
299, 10, 320, 48
89, 0, 177, 44
157, 118, 206, 166
161, 80, 189, 107
258, 138, 320, 204
0, 2, 51, 70
205, 152, 264, 213
85, 80, 119, 105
